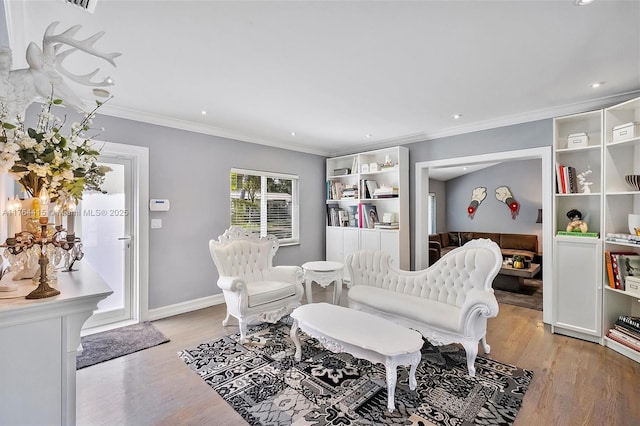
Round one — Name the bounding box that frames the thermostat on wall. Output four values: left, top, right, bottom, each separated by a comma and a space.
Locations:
149, 199, 170, 211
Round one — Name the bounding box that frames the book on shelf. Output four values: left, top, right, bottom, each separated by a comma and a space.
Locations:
607, 330, 640, 352
605, 233, 640, 245
556, 231, 599, 237
338, 209, 349, 227
326, 202, 339, 226
351, 157, 359, 176
605, 251, 616, 288
617, 315, 640, 333
373, 186, 399, 198
555, 164, 578, 194
375, 222, 399, 229
614, 324, 640, 341
365, 180, 379, 199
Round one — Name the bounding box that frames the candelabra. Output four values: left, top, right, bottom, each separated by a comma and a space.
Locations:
2, 217, 82, 299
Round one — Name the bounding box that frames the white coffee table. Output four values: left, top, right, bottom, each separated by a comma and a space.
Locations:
290, 303, 423, 413
301, 261, 344, 304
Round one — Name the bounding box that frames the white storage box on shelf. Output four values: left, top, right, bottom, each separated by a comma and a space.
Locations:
624, 276, 640, 297
612, 122, 640, 143
567, 132, 589, 148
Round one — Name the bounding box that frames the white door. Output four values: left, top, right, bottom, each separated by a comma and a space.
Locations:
80, 155, 135, 329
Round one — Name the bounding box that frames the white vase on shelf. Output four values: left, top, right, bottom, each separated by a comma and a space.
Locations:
628, 214, 640, 235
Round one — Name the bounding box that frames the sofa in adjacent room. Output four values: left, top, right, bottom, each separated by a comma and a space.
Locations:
429, 231, 539, 260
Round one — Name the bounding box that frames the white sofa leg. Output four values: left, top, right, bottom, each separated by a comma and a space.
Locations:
481, 335, 491, 354
462, 341, 478, 377
239, 319, 248, 344
222, 311, 231, 326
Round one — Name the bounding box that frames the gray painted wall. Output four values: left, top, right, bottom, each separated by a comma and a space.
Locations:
94, 114, 326, 309
445, 159, 542, 250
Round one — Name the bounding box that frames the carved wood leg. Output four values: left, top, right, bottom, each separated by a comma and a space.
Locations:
481, 335, 491, 354
290, 320, 302, 361
462, 340, 478, 377
385, 359, 398, 413
408, 359, 418, 391
222, 311, 231, 326
239, 319, 248, 344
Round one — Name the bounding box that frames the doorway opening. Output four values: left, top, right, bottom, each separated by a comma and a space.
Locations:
415, 147, 552, 324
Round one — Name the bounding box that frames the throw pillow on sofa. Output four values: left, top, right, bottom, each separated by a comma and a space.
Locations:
460, 232, 474, 245
448, 232, 461, 247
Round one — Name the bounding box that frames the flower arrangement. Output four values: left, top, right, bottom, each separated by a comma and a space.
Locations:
0, 91, 111, 205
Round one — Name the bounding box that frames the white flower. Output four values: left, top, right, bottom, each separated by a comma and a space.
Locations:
27, 164, 50, 177
18, 135, 37, 149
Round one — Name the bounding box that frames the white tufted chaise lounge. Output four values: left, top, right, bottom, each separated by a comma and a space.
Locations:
209, 226, 304, 344
346, 239, 502, 376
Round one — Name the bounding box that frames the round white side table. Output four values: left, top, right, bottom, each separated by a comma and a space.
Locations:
301, 261, 344, 304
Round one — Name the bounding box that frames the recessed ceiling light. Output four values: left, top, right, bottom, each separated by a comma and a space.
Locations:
366, 134, 372, 138
291, 132, 296, 136
201, 110, 207, 115
590, 81, 605, 88
575, 0, 595, 6
452, 114, 463, 119
463, 167, 468, 171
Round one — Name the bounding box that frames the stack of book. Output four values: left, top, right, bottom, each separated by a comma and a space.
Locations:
375, 222, 399, 230
341, 184, 358, 199
607, 315, 640, 353
373, 186, 399, 198
556, 164, 578, 194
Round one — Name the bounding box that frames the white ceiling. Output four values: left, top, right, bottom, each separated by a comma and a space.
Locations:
4, 0, 640, 157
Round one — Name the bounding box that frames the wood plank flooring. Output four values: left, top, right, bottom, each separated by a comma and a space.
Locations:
76, 286, 640, 426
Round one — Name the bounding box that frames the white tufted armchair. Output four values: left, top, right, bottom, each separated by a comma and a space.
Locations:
346, 239, 502, 376
209, 226, 304, 343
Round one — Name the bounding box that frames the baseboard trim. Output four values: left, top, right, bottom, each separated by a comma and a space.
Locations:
147, 294, 225, 321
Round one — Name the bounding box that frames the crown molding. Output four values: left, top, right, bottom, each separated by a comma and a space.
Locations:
97, 104, 329, 156
98, 89, 640, 159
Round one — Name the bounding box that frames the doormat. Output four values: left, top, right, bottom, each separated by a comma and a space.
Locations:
77, 322, 169, 369
179, 317, 533, 425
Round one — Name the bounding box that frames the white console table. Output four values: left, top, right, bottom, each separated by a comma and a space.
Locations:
0, 266, 112, 426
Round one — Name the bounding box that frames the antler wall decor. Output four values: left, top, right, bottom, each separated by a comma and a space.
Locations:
0, 21, 121, 119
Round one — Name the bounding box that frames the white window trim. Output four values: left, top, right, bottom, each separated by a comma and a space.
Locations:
230, 168, 300, 245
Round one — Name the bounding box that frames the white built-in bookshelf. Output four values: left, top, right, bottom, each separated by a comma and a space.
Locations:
325, 146, 409, 274
552, 96, 640, 363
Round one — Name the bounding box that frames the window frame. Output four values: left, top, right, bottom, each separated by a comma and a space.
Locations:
230, 168, 300, 245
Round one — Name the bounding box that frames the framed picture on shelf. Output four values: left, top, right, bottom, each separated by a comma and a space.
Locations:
362, 204, 378, 229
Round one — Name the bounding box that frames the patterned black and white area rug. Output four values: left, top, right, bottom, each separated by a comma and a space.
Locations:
178, 317, 533, 425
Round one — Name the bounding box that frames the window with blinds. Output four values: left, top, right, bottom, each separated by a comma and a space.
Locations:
230, 169, 299, 244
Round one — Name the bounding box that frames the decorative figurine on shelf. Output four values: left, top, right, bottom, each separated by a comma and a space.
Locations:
467, 186, 487, 219
566, 209, 588, 233
577, 169, 593, 194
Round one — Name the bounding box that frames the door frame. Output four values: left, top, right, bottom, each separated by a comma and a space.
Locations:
93, 142, 149, 326
414, 147, 552, 324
